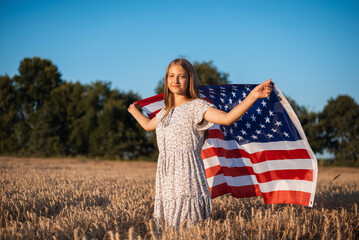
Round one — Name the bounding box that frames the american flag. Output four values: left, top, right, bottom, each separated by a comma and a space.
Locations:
136, 84, 318, 207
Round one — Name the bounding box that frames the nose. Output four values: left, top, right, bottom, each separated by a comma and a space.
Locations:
174, 76, 180, 83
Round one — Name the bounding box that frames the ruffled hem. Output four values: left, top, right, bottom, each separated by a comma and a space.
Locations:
154, 194, 212, 227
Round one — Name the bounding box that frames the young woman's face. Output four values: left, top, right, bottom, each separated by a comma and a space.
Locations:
167, 64, 189, 96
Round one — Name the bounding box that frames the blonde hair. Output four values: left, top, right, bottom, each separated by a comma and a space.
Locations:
163, 58, 200, 119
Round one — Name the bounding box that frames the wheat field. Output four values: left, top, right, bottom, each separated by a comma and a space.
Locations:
0, 157, 358, 239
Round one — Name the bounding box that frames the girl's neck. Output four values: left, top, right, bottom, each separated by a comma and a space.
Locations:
173, 94, 191, 108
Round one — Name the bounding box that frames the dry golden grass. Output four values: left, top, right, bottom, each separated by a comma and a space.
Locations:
1, 157, 358, 239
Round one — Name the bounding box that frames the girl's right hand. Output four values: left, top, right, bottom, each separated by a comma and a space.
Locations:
127, 102, 139, 115
251, 79, 273, 99
127, 102, 158, 131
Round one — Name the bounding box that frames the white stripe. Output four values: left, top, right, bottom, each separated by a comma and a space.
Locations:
242, 140, 307, 154
203, 156, 246, 169
259, 179, 313, 193
203, 138, 308, 154
207, 174, 226, 186
209, 124, 221, 130
209, 175, 313, 193
252, 158, 313, 173
202, 138, 240, 150
225, 175, 258, 186
204, 156, 314, 174
207, 174, 258, 187
203, 156, 220, 169
143, 100, 164, 113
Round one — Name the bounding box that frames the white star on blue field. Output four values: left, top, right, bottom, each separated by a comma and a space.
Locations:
199, 85, 300, 145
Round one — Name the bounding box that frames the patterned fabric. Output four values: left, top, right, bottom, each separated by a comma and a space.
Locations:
154, 98, 215, 227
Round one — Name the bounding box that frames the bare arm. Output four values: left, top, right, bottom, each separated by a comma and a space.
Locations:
204, 79, 273, 126
127, 103, 158, 132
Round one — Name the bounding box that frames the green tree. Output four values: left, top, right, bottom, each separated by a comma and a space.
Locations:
1, 57, 157, 159
65, 82, 88, 155
13, 57, 63, 113
285, 96, 322, 153
317, 95, 359, 166
194, 60, 230, 86
27, 82, 81, 156
155, 61, 230, 94
12, 57, 64, 155
27, 104, 63, 157
0, 75, 18, 154
88, 88, 153, 159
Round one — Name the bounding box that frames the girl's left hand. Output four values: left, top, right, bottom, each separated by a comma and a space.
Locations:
251, 79, 273, 99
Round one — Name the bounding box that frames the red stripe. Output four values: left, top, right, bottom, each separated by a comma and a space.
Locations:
251, 149, 311, 163
212, 185, 312, 205
208, 129, 224, 140
147, 109, 161, 119
218, 167, 313, 182
201, 147, 249, 159
205, 165, 254, 178
136, 93, 164, 107
206, 165, 313, 182
261, 190, 311, 206
255, 169, 313, 182
205, 165, 223, 178
201, 147, 311, 164
210, 183, 261, 198
210, 183, 229, 198
211, 182, 312, 205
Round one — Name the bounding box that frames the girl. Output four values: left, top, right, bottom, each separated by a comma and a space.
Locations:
128, 58, 273, 228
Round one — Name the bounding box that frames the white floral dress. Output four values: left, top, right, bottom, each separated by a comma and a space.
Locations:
154, 98, 215, 227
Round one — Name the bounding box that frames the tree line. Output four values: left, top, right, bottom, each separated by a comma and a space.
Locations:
0, 57, 152, 159
0, 57, 358, 166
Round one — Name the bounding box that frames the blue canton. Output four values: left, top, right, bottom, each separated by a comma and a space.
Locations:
198, 84, 302, 145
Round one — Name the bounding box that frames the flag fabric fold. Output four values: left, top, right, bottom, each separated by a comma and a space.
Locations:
136, 84, 318, 207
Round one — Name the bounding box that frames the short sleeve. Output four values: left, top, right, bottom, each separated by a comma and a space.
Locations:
155, 107, 166, 121
193, 99, 216, 131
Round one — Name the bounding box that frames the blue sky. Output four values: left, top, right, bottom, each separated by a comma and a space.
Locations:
1, 0, 358, 112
